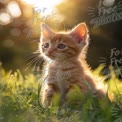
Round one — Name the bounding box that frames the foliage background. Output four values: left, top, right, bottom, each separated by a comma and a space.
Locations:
0, 0, 122, 73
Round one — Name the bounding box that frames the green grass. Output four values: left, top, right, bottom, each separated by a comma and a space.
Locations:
0, 65, 122, 122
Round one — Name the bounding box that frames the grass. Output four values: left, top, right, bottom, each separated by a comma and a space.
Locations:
0, 65, 122, 122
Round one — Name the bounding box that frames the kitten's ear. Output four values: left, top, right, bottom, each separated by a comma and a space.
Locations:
41, 23, 54, 37
69, 23, 88, 43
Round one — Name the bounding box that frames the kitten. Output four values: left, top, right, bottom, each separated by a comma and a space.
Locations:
39, 22, 107, 107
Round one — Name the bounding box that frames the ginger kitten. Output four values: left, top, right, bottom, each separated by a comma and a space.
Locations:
39, 22, 107, 107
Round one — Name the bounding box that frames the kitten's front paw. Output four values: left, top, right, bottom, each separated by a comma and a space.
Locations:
42, 88, 55, 107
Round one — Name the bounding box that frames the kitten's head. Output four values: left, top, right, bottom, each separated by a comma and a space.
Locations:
40, 22, 89, 62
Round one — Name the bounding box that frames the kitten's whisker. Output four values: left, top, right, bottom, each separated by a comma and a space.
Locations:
24, 53, 38, 59
23, 50, 41, 61
34, 60, 43, 71
24, 52, 39, 59
23, 54, 39, 63
26, 56, 40, 69
25, 56, 41, 71
34, 58, 44, 68
32, 51, 40, 55
26, 56, 40, 66
22, 56, 37, 64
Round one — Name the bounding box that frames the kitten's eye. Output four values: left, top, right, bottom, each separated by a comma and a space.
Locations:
57, 44, 66, 49
43, 43, 49, 48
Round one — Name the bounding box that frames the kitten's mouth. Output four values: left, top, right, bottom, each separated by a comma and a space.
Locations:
46, 53, 55, 59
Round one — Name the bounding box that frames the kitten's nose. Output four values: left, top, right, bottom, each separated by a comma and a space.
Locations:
47, 49, 54, 56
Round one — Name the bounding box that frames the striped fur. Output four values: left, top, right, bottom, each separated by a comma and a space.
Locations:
39, 23, 107, 107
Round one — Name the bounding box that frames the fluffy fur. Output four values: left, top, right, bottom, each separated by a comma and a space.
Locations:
39, 23, 107, 107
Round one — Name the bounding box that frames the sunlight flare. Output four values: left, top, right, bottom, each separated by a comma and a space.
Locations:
21, 0, 63, 15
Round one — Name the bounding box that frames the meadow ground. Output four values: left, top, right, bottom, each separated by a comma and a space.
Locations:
0, 65, 122, 122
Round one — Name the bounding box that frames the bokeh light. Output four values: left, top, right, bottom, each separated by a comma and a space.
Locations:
7, 1, 22, 18
0, 12, 11, 25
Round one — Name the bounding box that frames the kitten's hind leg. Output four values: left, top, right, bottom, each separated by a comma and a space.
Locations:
94, 89, 106, 98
